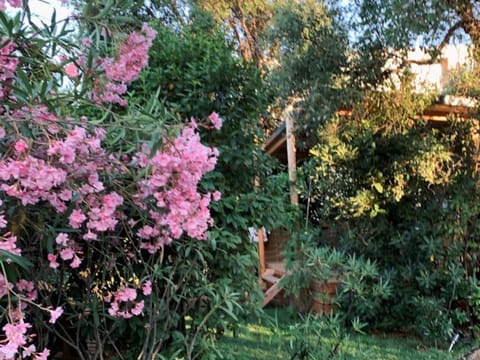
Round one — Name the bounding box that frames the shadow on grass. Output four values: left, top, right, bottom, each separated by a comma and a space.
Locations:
218, 306, 478, 360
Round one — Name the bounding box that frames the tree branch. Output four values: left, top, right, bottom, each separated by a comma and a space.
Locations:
439, 20, 465, 50
446, 0, 480, 47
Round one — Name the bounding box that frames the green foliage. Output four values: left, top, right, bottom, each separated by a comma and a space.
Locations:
281, 229, 392, 334
412, 296, 454, 346
300, 66, 480, 342
281, 312, 347, 359
351, 0, 477, 51
114, 15, 297, 357
268, 0, 349, 143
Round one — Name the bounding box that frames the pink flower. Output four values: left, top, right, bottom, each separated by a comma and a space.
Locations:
208, 112, 223, 130
1, 320, 31, 356
70, 255, 81, 268
36, 348, 50, 360
6, 0, 21, 7
0, 126, 5, 139
64, 63, 79, 78
142, 280, 152, 296
212, 191, 221, 201
117, 287, 136, 302
0, 214, 7, 228
59, 248, 74, 261
55, 233, 69, 246
59, 145, 75, 163
69, 209, 86, 228
0, 234, 20, 256
131, 300, 144, 316
48, 254, 59, 269
81, 37, 91, 47
14, 139, 28, 153
83, 231, 97, 241
16, 280, 37, 301
92, 25, 156, 106
49, 307, 63, 324
103, 192, 123, 210
0, 273, 12, 298
22, 344, 36, 357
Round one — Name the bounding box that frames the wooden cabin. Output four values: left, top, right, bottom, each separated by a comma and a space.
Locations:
258, 95, 478, 308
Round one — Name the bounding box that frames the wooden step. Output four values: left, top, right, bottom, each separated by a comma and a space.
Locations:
262, 275, 285, 307
261, 273, 281, 284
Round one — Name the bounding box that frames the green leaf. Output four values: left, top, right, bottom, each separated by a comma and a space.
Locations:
0, 250, 33, 270
372, 182, 383, 193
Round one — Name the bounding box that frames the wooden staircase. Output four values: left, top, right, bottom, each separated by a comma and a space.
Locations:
261, 268, 286, 307
256, 227, 289, 307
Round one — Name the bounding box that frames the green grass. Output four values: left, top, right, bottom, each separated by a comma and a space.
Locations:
218, 307, 478, 359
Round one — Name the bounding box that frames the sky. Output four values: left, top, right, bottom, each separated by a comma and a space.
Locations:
30, 0, 72, 22
8, 0, 72, 24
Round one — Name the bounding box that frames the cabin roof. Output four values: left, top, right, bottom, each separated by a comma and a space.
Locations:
264, 95, 477, 163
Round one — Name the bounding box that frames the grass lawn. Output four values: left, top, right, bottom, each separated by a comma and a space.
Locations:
218, 307, 478, 359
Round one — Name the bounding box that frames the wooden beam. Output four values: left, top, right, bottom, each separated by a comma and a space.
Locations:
285, 106, 298, 206
258, 228, 266, 276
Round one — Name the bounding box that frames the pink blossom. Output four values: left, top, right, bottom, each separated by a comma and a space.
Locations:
48, 254, 59, 269
137, 225, 159, 239
0, 273, 12, 298
83, 231, 97, 241
108, 286, 146, 318
0, 38, 19, 101
131, 300, 144, 316
0, 127, 5, 138
16, 280, 37, 301
14, 139, 28, 153
0, 215, 7, 228
212, 191, 221, 201
69, 209, 86, 228
0, 234, 20, 256
93, 25, 156, 106
59, 248, 74, 261
142, 280, 152, 296
6, 0, 21, 7
81, 37, 92, 47
64, 63, 79, 78
22, 344, 36, 357
117, 287, 136, 302
49, 307, 63, 324
0, 343, 17, 358
208, 112, 223, 129
59, 145, 75, 163
0, 320, 31, 357
58, 189, 72, 201
55, 233, 69, 246
103, 192, 123, 210
70, 255, 81, 268
36, 348, 50, 360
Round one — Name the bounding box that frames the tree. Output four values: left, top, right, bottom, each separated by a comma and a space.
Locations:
193, 0, 273, 66
75, 2, 297, 357
350, 0, 480, 66
258, 0, 480, 341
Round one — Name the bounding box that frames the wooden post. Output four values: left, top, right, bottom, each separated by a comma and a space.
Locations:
258, 228, 266, 276
285, 105, 298, 206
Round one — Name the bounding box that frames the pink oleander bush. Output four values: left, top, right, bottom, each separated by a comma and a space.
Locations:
0, 2, 222, 358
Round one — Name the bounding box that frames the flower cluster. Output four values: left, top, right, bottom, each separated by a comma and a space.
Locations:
107, 286, 144, 319
0, 38, 19, 104
93, 24, 157, 106
0, 0, 21, 12
0, 277, 54, 359
132, 120, 220, 253
0, 10, 222, 358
